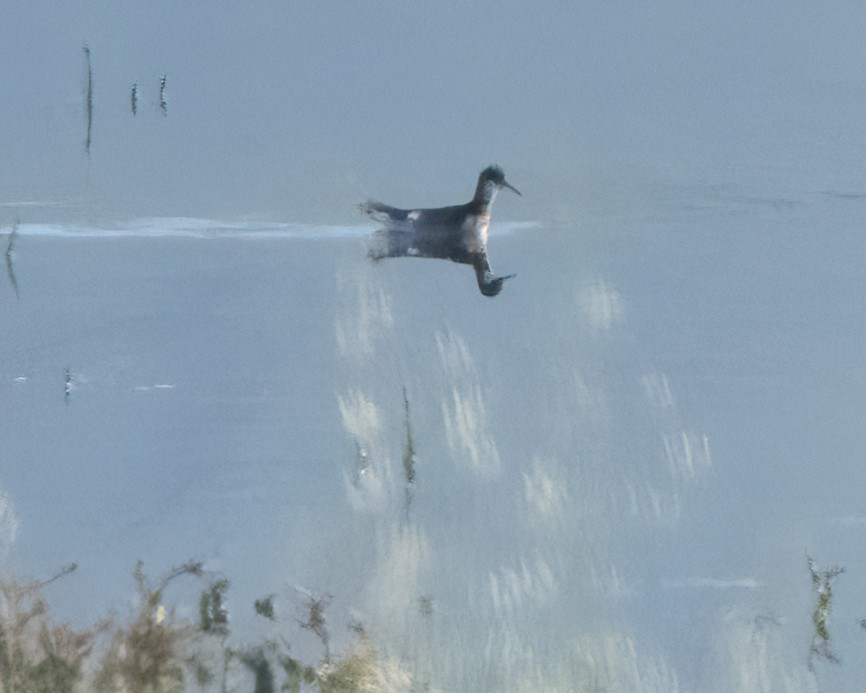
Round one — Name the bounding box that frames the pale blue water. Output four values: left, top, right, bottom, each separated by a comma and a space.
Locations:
2, 180, 864, 690
3, 2, 866, 689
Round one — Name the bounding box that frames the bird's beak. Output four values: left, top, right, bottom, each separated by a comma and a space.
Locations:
502, 181, 523, 197
502, 180, 522, 196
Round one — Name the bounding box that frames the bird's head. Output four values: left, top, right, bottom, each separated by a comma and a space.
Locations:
479, 271, 516, 297
480, 165, 521, 196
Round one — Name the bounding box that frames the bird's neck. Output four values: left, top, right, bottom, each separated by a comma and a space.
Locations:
473, 254, 494, 283
471, 179, 499, 212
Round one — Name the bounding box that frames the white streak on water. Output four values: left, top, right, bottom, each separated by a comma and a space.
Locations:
10, 217, 539, 240
337, 389, 389, 510
488, 554, 557, 613
0, 492, 19, 556
338, 389, 382, 444
718, 608, 818, 693
662, 431, 712, 483
368, 525, 430, 637
0, 200, 71, 208
829, 516, 866, 527
435, 327, 501, 476
570, 633, 681, 692
661, 577, 762, 590
335, 265, 394, 358
641, 372, 676, 410
523, 456, 569, 529
577, 277, 626, 332
133, 384, 176, 392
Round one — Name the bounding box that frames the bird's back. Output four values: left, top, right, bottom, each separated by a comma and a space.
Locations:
361, 199, 472, 230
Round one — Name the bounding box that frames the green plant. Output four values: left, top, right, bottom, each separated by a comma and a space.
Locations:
807, 556, 845, 667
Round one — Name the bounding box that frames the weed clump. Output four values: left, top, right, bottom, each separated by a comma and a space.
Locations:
94, 561, 204, 693
807, 556, 845, 668
0, 561, 412, 692
0, 565, 99, 693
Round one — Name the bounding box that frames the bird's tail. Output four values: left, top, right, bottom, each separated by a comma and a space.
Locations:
359, 200, 411, 228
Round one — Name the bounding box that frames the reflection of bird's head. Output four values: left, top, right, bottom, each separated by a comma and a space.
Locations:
479, 271, 516, 297
479, 165, 521, 196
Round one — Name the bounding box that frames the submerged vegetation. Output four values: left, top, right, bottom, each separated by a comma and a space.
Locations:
0, 562, 409, 692
298, 592, 332, 663
64, 367, 73, 404
159, 74, 168, 116
80, 43, 168, 131
82, 43, 93, 156
807, 556, 845, 668
401, 387, 417, 515
3, 222, 18, 299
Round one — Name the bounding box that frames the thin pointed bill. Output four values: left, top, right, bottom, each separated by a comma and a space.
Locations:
502, 181, 522, 196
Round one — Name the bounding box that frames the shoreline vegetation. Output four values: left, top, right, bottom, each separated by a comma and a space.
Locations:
0, 555, 856, 690
0, 562, 413, 692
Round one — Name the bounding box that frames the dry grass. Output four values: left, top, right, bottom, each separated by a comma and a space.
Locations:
0, 565, 100, 693
0, 561, 412, 692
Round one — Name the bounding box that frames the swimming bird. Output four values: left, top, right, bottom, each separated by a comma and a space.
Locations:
361, 165, 520, 297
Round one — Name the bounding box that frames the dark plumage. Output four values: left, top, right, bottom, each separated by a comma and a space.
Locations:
361, 165, 520, 297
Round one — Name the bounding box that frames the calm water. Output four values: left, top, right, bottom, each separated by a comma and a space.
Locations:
2, 4, 866, 687
1, 176, 864, 690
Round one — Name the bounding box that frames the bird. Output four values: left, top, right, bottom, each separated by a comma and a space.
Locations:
361, 165, 521, 297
